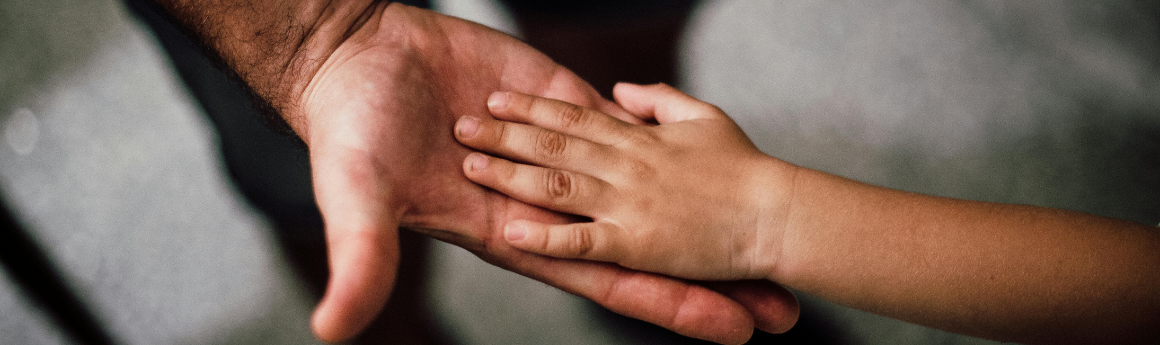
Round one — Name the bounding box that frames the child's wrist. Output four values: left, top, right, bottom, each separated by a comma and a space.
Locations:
741, 155, 800, 280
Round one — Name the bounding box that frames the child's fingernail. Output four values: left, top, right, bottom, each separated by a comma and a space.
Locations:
505, 223, 526, 242
466, 153, 489, 172
456, 116, 479, 137
488, 92, 510, 111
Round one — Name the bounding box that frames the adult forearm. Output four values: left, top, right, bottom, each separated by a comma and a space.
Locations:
149, 0, 380, 128
772, 168, 1160, 343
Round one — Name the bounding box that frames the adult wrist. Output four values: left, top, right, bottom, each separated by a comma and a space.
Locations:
150, 0, 384, 131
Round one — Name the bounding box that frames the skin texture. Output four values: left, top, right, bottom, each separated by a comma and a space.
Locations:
455, 84, 797, 280
149, 1, 800, 343
298, 6, 800, 343
458, 83, 1160, 344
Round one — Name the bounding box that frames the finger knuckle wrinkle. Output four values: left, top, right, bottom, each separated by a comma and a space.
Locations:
618, 129, 656, 148
557, 104, 587, 128
535, 130, 568, 160
495, 121, 512, 145
569, 227, 594, 256
545, 170, 574, 200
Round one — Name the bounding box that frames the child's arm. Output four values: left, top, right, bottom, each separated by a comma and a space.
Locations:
454, 83, 1160, 344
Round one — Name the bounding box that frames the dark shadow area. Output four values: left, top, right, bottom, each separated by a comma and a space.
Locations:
502, 0, 698, 98
0, 197, 117, 345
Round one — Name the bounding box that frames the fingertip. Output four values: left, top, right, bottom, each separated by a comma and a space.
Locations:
710, 280, 800, 335
505, 220, 556, 256
454, 115, 480, 139
676, 286, 756, 345
505, 220, 544, 252
612, 83, 658, 122
612, 82, 643, 94
755, 291, 800, 334
310, 303, 348, 344
504, 221, 527, 242
309, 276, 382, 344
488, 91, 511, 113
611, 82, 644, 104
309, 230, 399, 344
463, 152, 490, 175
748, 285, 799, 335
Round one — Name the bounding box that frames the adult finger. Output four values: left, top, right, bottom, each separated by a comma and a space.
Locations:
504, 219, 625, 262
308, 147, 403, 343
708, 280, 801, 334
488, 91, 635, 145
477, 237, 757, 345
455, 115, 617, 176
612, 83, 726, 124
462, 153, 611, 216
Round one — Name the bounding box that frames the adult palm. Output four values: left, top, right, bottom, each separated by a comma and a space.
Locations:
293, 4, 798, 343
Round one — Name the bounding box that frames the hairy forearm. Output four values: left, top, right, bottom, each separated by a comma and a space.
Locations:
150, 0, 381, 128
771, 168, 1160, 343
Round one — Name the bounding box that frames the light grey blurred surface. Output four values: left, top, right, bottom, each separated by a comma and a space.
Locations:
1, 1, 319, 344
2, 0, 1157, 344
685, 0, 1160, 224
684, 0, 1158, 343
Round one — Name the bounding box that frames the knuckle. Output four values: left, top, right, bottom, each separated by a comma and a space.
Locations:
556, 103, 588, 128
566, 227, 594, 257
617, 129, 658, 149
499, 161, 519, 181
534, 130, 568, 161
493, 121, 511, 147
544, 170, 576, 201
624, 158, 656, 182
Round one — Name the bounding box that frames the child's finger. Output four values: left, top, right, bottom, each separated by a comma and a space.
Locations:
504, 219, 625, 263
488, 91, 634, 145
612, 83, 725, 124
462, 152, 612, 216
456, 115, 617, 176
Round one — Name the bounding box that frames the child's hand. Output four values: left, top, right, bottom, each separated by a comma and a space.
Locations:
454, 83, 799, 280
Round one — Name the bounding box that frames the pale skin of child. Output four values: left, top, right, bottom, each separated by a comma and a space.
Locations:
453, 83, 1160, 345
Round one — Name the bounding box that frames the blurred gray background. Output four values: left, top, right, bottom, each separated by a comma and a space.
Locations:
1, 0, 1157, 344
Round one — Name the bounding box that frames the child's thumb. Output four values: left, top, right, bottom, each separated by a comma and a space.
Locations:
612, 82, 725, 124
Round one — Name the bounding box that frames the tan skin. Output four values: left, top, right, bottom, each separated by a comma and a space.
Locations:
150, 1, 800, 344
456, 83, 1160, 344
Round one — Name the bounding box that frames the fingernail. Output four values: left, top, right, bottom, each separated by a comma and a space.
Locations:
505, 223, 526, 242
456, 116, 479, 138
466, 153, 489, 172
488, 92, 510, 111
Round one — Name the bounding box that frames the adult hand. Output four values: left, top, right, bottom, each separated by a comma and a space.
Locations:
297, 4, 799, 343
149, 0, 799, 342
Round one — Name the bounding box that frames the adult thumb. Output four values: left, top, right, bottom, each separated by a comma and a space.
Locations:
307, 148, 403, 343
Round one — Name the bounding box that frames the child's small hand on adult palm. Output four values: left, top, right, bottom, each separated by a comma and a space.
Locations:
455, 83, 799, 280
